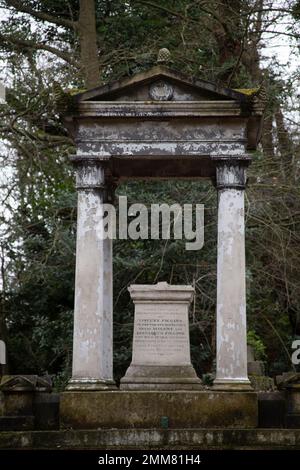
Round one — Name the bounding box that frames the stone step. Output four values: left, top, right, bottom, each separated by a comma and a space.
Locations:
1, 428, 300, 449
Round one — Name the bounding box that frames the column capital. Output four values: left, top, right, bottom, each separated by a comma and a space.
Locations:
70, 156, 106, 191
213, 156, 251, 190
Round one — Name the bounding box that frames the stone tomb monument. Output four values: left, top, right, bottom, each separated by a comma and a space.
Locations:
60, 52, 264, 429
120, 282, 202, 390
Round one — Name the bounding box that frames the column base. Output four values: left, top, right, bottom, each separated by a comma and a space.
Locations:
213, 378, 253, 392
66, 377, 117, 392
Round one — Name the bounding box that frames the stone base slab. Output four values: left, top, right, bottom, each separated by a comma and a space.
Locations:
213, 379, 253, 392
66, 378, 117, 391
120, 365, 203, 390
60, 390, 258, 429
2, 428, 300, 449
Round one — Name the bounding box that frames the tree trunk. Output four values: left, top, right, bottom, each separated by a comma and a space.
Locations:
261, 113, 275, 159
78, 0, 100, 89
214, 0, 242, 82
0, 245, 9, 374
275, 107, 294, 178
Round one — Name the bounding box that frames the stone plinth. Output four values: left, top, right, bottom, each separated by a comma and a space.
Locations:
285, 383, 300, 428
0, 375, 57, 431
247, 345, 265, 376
276, 372, 300, 428
286, 384, 300, 414
257, 392, 286, 428
0, 375, 40, 417
60, 391, 258, 429
120, 282, 202, 390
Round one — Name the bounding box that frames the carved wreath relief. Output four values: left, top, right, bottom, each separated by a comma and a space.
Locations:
149, 80, 174, 101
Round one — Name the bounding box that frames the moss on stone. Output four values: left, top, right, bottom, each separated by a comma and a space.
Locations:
234, 88, 260, 96
67, 88, 88, 96
60, 391, 258, 430
2, 428, 300, 449
249, 375, 276, 392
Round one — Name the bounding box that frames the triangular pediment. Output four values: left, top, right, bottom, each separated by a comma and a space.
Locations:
75, 66, 249, 103
0, 375, 37, 391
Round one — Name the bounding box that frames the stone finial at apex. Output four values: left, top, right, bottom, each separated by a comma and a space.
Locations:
157, 48, 171, 64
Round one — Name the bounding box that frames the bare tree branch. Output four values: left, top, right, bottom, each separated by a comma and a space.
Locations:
133, 0, 228, 33
0, 32, 78, 66
5, 0, 78, 30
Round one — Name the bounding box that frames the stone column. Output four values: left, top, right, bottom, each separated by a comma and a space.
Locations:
67, 158, 116, 391
213, 157, 252, 391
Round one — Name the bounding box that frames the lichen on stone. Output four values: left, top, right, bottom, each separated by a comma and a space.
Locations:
234, 88, 260, 96
249, 375, 276, 391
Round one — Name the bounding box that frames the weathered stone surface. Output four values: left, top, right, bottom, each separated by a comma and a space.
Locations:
3, 393, 33, 417
0, 393, 59, 431
276, 372, 300, 425
0, 375, 52, 393
276, 371, 300, 389
149, 80, 174, 101
66, 167, 116, 391
33, 393, 60, 430
247, 344, 266, 383
0, 375, 54, 419
0, 375, 37, 392
73, 65, 255, 103
0, 416, 34, 431
3, 428, 300, 450
120, 282, 202, 390
213, 162, 251, 391
121, 366, 202, 391
249, 375, 275, 391
60, 391, 257, 429
285, 385, 300, 415
248, 362, 265, 376
258, 392, 286, 428
76, 118, 247, 163
66, 66, 263, 183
